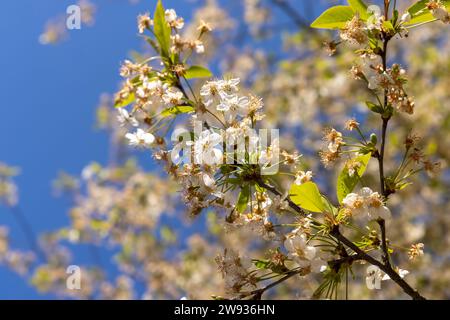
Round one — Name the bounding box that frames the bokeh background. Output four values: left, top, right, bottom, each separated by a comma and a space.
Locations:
1, 0, 449, 299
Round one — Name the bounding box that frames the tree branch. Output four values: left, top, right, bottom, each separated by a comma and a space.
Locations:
249, 269, 301, 300
331, 225, 425, 300
270, 0, 311, 29
256, 178, 306, 217
256, 179, 426, 300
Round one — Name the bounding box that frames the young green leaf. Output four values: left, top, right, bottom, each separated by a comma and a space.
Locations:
160, 105, 195, 117
290, 182, 327, 213
383, 20, 395, 34
336, 153, 371, 203
405, 0, 450, 26
347, 0, 369, 20
184, 65, 213, 79
236, 185, 250, 213
311, 6, 355, 29
114, 93, 135, 108
408, 0, 429, 16
366, 101, 383, 114
252, 259, 287, 274
153, 0, 171, 58
253, 259, 270, 269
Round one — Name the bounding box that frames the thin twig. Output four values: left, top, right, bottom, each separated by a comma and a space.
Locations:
270, 0, 311, 29
9, 206, 45, 262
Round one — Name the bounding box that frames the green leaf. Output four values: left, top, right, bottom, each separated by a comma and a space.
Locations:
153, 0, 171, 58
311, 6, 355, 29
236, 185, 250, 213
382, 20, 395, 33
347, 0, 369, 19
405, 0, 450, 26
290, 182, 327, 213
160, 105, 195, 117
114, 92, 135, 108
365, 101, 383, 114
336, 153, 371, 203
252, 259, 287, 274
184, 65, 213, 79
397, 181, 412, 191
408, 0, 428, 16
253, 259, 270, 269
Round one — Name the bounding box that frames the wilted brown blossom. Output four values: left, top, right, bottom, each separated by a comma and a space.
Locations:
340, 15, 368, 45
408, 243, 424, 260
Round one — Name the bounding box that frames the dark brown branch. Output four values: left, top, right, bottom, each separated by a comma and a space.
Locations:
331, 225, 425, 300
377, 218, 390, 267
376, 4, 394, 277
256, 179, 426, 300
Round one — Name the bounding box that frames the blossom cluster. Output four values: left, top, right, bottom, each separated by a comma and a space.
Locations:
19, 0, 450, 300
342, 187, 391, 220
0, 163, 19, 207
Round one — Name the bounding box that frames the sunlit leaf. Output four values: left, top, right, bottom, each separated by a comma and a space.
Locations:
237, 185, 250, 213
153, 0, 171, 58
160, 105, 195, 117
184, 65, 213, 79
311, 6, 355, 29
347, 0, 369, 19
114, 93, 135, 108
290, 182, 327, 213
405, 0, 450, 26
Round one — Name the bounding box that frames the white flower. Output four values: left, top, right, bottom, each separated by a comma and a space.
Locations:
200, 80, 222, 106
170, 127, 193, 165
165, 9, 184, 29
136, 79, 165, 104
250, 192, 272, 211
117, 108, 139, 127
200, 78, 240, 106
165, 9, 177, 23
365, 190, 391, 220
217, 94, 250, 122
137, 13, 153, 34
259, 138, 279, 166
143, 78, 164, 93
220, 78, 240, 95
162, 87, 184, 106
272, 195, 289, 211
294, 171, 313, 185
195, 40, 205, 54
342, 192, 366, 216
400, 12, 411, 23
342, 187, 391, 220
194, 130, 223, 165
202, 172, 216, 189
125, 128, 155, 148
284, 231, 327, 273
366, 8, 384, 30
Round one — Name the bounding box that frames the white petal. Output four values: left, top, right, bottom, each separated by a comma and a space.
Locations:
304, 246, 317, 261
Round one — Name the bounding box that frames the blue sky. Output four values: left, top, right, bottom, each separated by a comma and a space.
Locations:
0, 0, 193, 299
0, 0, 324, 298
